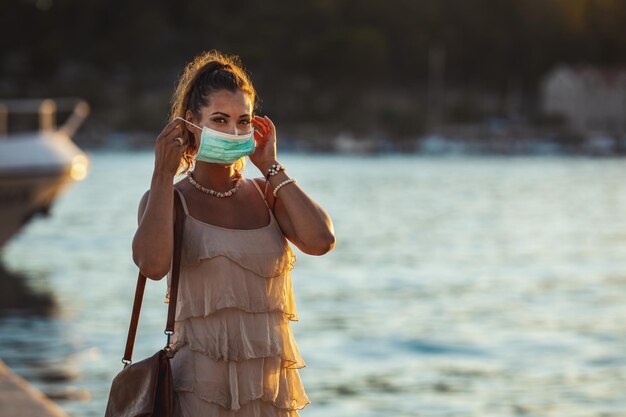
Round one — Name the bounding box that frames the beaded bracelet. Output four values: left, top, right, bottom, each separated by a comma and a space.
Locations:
265, 162, 284, 181
273, 178, 296, 197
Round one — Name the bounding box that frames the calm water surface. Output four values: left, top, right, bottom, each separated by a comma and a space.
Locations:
1, 151, 625, 417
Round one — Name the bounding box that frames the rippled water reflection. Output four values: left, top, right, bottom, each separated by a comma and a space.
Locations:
1, 152, 625, 416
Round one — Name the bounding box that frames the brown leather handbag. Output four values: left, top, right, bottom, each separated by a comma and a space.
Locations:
104, 190, 185, 417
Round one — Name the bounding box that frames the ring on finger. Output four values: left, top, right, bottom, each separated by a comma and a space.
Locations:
174, 137, 184, 146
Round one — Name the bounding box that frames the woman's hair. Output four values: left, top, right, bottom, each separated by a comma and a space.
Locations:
169, 50, 257, 177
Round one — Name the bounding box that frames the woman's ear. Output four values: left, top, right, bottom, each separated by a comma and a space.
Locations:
185, 110, 195, 124
184, 110, 202, 137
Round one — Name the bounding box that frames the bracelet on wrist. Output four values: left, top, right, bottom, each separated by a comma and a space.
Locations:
265, 162, 284, 180
273, 178, 296, 197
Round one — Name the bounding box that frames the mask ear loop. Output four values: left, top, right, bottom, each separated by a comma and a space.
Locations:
174, 116, 202, 130
175, 117, 201, 162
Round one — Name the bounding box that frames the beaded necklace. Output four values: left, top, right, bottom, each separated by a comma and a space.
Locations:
186, 170, 243, 198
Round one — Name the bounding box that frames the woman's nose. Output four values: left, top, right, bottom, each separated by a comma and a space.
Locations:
234, 125, 251, 135
224, 123, 237, 135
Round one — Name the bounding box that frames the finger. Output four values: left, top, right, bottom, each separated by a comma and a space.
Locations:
161, 135, 185, 153
261, 117, 274, 135
256, 119, 270, 136
159, 128, 182, 146
159, 118, 183, 139
258, 123, 269, 137
264, 116, 276, 131
252, 118, 269, 137
253, 126, 268, 142
262, 117, 275, 136
162, 126, 184, 142
252, 118, 264, 131
254, 115, 269, 128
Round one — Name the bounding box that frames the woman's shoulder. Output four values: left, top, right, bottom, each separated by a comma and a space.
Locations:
173, 179, 185, 194
251, 177, 276, 207
137, 181, 186, 225
251, 176, 264, 190
137, 184, 183, 202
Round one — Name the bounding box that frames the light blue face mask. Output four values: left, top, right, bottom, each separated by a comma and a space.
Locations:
176, 117, 256, 164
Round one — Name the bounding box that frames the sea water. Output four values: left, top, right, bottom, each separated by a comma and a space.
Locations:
1, 151, 625, 417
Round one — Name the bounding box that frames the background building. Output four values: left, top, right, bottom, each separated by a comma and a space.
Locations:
542, 65, 626, 134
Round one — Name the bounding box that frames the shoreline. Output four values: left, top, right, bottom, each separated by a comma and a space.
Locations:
73, 130, 626, 158
65, 118, 626, 157
0, 359, 69, 417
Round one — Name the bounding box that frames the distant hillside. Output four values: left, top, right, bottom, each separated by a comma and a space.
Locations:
2, 0, 626, 138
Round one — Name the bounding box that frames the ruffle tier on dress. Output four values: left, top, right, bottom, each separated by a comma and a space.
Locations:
164, 184, 310, 417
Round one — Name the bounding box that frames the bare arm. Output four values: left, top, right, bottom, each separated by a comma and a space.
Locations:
131, 118, 184, 280
132, 173, 177, 280
255, 169, 335, 256
249, 116, 335, 256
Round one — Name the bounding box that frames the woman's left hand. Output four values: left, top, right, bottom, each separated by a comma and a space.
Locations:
249, 115, 278, 174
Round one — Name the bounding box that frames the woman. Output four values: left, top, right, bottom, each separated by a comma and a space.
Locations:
132, 50, 335, 417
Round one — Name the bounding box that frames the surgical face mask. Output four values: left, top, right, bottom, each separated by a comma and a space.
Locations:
176, 117, 256, 164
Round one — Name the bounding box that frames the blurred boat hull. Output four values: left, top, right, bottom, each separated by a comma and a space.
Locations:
0, 99, 90, 248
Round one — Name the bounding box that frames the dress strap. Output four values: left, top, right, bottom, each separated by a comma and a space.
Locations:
250, 178, 270, 209
173, 187, 190, 215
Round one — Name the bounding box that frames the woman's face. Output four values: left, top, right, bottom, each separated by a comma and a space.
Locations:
187, 89, 253, 136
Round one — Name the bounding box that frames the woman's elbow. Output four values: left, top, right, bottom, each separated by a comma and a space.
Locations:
150, 271, 169, 281
138, 263, 169, 281
306, 233, 336, 256
132, 252, 169, 280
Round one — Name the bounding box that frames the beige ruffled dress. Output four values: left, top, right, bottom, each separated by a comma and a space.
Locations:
164, 179, 310, 417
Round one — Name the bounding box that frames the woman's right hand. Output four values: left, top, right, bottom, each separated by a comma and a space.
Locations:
153, 118, 186, 178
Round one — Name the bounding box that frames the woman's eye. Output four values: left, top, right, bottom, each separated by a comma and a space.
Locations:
239, 120, 250, 125
211, 118, 226, 123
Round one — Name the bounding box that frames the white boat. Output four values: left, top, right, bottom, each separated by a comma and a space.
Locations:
0, 98, 90, 247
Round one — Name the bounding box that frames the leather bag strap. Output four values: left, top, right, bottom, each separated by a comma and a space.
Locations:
122, 189, 185, 364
